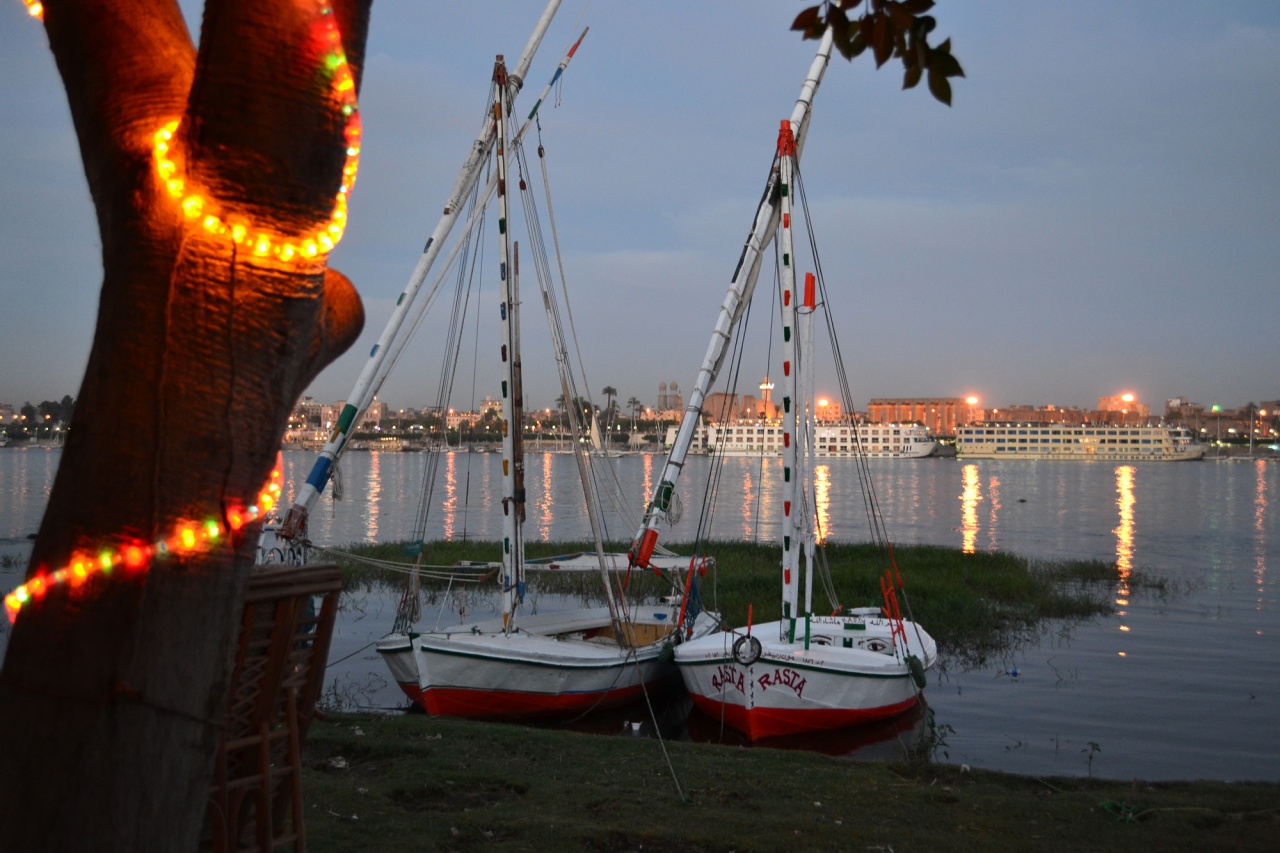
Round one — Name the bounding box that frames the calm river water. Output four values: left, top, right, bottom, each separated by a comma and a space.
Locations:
1, 447, 1276, 782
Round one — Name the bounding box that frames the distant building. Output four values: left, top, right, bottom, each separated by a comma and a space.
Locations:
358, 398, 387, 428
702, 393, 766, 422
283, 396, 331, 446
657, 381, 682, 412
986, 403, 1092, 425
867, 398, 972, 435
1098, 393, 1150, 422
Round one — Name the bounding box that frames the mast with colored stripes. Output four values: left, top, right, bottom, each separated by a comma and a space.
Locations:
494, 57, 525, 630
277, 2, 569, 540
777, 119, 801, 640
629, 29, 834, 570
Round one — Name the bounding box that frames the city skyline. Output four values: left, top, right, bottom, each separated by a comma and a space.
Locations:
2, 2, 1277, 414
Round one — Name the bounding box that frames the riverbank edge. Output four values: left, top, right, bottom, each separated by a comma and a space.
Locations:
299, 711, 1278, 852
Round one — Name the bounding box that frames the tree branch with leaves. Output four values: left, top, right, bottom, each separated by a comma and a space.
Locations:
793, 0, 964, 105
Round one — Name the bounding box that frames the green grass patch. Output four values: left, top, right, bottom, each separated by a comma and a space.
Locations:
300, 712, 1280, 852
326, 539, 1135, 667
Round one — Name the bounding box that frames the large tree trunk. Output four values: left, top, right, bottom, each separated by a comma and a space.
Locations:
0, 1, 370, 848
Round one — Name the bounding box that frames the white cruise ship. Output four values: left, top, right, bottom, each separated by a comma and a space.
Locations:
669, 421, 938, 458
955, 423, 1205, 461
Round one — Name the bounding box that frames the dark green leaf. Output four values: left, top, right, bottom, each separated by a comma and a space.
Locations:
927, 65, 953, 105
938, 52, 965, 78
903, 63, 922, 90
848, 29, 867, 59
871, 12, 892, 67
931, 41, 965, 78
886, 1, 915, 30
829, 4, 851, 38
834, 25, 859, 60
791, 6, 822, 35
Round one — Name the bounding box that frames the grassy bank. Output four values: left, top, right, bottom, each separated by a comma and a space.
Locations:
330, 539, 1141, 666
300, 712, 1278, 852
293, 541, 1268, 850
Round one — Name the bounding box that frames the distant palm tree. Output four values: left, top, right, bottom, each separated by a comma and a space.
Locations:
627, 396, 643, 431
553, 395, 567, 437
602, 386, 618, 430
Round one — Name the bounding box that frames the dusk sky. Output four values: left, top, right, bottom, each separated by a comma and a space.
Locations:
2, 1, 1277, 418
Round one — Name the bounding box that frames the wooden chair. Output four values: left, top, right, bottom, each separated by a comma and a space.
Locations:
204, 563, 343, 853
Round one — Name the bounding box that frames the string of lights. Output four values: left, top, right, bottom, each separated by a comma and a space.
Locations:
153, 2, 362, 260
5, 458, 284, 623
22, 0, 361, 260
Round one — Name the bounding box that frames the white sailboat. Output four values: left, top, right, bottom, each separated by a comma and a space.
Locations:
377, 49, 716, 718
257, 2, 716, 719
632, 31, 936, 740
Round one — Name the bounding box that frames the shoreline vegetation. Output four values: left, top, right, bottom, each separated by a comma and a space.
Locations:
328, 539, 1162, 670
293, 541, 1275, 849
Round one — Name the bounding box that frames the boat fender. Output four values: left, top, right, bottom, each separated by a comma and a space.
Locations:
907, 654, 927, 689
732, 635, 762, 666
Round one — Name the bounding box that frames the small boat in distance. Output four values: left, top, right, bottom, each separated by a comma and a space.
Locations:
955, 423, 1206, 461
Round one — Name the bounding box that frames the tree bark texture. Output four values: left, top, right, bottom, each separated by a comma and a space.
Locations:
0, 1, 370, 848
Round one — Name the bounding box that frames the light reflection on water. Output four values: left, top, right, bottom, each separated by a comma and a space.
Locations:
2, 450, 1278, 781
960, 463, 979, 553
1112, 466, 1134, 643
441, 453, 457, 540
1255, 460, 1269, 609
813, 464, 831, 544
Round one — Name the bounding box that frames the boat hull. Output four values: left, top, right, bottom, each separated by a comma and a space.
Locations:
674, 616, 936, 741
378, 606, 719, 719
